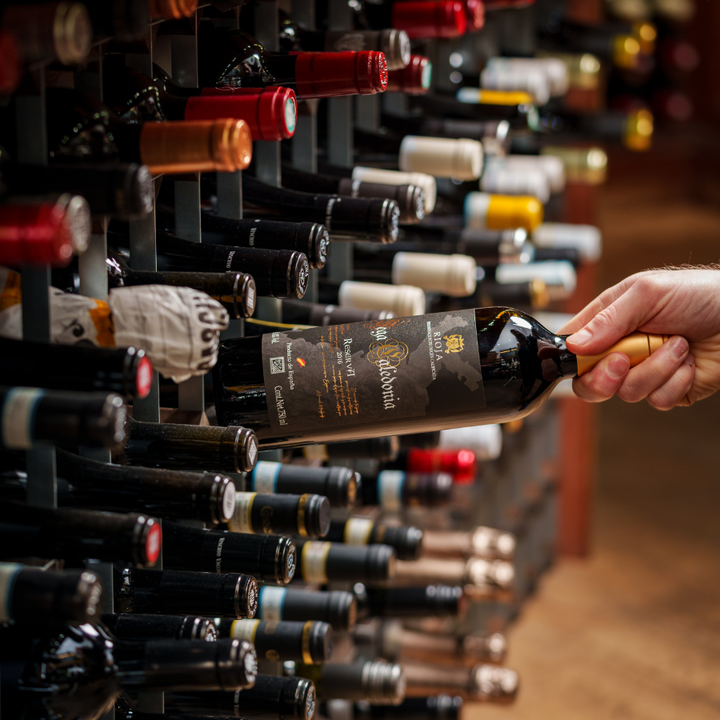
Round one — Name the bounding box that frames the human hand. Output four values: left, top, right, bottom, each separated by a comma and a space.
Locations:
561, 268, 720, 410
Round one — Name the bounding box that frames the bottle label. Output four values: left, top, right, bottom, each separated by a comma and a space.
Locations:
230, 492, 256, 533
344, 517, 374, 545
1, 388, 44, 449
378, 471, 405, 512
252, 461, 280, 494
230, 619, 260, 642
0, 563, 21, 622
258, 586, 286, 621
260, 310, 485, 435
301, 542, 331, 583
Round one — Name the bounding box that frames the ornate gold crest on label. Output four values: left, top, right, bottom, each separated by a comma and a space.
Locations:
443, 334, 465, 353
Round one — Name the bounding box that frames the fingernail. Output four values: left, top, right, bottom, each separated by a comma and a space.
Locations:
671, 337, 689, 359
684, 353, 694, 366
569, 328, 592, 346
607, 355, 630, 380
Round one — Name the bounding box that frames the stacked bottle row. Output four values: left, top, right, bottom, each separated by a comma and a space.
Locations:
0, 0, 673, 719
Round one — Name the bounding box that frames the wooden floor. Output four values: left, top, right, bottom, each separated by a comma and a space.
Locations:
468, 138, 720, 720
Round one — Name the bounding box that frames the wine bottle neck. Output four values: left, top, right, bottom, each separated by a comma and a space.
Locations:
556, 337, 579, 378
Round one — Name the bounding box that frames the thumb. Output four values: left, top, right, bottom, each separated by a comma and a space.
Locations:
566, 281, 653, 355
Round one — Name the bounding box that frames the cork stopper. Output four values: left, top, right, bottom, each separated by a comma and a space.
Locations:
576, 332, 670, 376
140, 119, 252, 174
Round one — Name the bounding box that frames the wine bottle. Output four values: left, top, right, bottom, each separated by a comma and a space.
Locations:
166, 675, 316, 720
394, 448, 477, 483
279, 16, 409, 70
152, 230, 310, 299
353, 695, 464, 720
413, 92, 536, 129
149, 0, 199, 19
81, 0, 150, 41
0, 563, 103, 625
215, 618, 333, 664
297, 661, 405, 703
360, 471, 453, 511
421, 528, 515, 561
539, 146, 608, 185
357, 584, 465, 619
161, 522, 297, 584
247, 462, 359, 510
326, 518, 423, 561
463, 193, 544, 233
228, 491, 331, 539
476, 279, 549, 310
0, 503, 161, 568
0, 161, 153, 218
1, 1, 92, 64
380, 113, 509, 145
102, 613, 218, 642
0, 195, 91, 267
0, 387, 126, 450
0, 624, 257, 719
192, 210, 328, 270
279, 300, 394, 327
197, 28, 388, 99
301, 436, 401, 463
123, 417, 259, 474
354, 621, 508, 665
403, 663, 518, 703
323, 280, 426, 318
114, 567, 258, 619
362, 1, 467, 39
278, 166, 425, 225
103, 63, 296, 143
213, 309, 670, 449
351, 248, 477, 298
0, 339, 152, 399
436, 424, 503, 462
349, 167, 436, 215
242, 175, 400, 245
40, 88, 252, 174
393, 557, 514, 599
256, 586, 357, 631
532, 223, 602, 263
295, 539, 395, 583
386, 55, 433, 94
50, 447, 237, 525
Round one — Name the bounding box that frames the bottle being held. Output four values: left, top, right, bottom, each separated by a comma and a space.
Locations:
198, 28, 388, 99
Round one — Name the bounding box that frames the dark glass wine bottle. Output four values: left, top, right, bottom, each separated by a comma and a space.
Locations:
211, 308, 668, 449
215, 618, 333, 664
303, 436, 400, 463
242, 175, 400, 244
421, 527, 515, 561
356, 584, 465, 619
361, 0, 467, 40
403, 662, 518, 703
296, 661, 405, 704
295, 539, 395, 583
247, 461, 359, 509
51, 448, 236, 525
102, 613, 218, 642
197, 28, 388, 99
386, 55, 432, 94
279, 166, 425, 225
381, 112, 509, 145
122, 416, 259, 474
0, 562, 103, 625
102, 246, 257, 319
191, 210, 328, 270
228, 491, 331, 538
360, 470, 453, 510
326, 518, 423, 561
152, 230, 309, 300
0, 160, 153, 218
0, 339, 152, 399
114, 566, 258, 619
166, 675, 316, 720
0, 502, 161, 568
353, 695, 464, 720
280, 300, 394, 327
161, 522, 297, 584
256, 586, 357, 631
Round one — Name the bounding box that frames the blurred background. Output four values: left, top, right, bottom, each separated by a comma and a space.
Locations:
472, 1, 720, 717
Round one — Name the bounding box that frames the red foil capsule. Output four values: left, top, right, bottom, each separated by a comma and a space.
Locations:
406, 448, 477, 483
0, 31, 21, 95
0, 202, 74, 267
463, 0, 485, 32
483, 0, 534, 7
191, 87, 297, 141
392, 1, 467, 39
293, 51, 388, 98
386, 55, 433, 94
